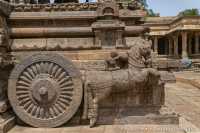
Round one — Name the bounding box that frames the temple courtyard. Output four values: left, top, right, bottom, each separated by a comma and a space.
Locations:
7, 71, 200, 133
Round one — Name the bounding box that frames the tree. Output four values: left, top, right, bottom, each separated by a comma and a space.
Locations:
147, 9, 159, 17
178, 8, 199, 16
140, 0, 148, 8
135, 0, 159, 17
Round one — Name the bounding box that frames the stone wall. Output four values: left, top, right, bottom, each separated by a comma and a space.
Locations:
11, 38, 95, 51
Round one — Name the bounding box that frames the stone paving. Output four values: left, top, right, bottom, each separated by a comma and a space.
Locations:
174, 72, 200, 81
166, 81, 200, 129
8, 72, 200, 133
175, 71, 200, 89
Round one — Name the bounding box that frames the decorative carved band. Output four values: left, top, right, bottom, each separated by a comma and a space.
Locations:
12, 2, 144, 12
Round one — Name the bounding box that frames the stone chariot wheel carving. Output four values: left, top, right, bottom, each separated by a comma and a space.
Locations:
8, 53, 82, 127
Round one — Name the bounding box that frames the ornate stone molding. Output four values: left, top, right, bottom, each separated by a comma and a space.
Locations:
11, 2, 144, 12
13, 3, 99, 12
0, 0, 12, 16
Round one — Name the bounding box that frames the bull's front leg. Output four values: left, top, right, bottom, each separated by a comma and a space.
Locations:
142, 68, 165, 106
86, 83, 99, 128
89, 98, 98, 128
152, 80, 165, 105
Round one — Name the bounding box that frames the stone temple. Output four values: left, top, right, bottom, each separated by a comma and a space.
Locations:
0, 0, 200, 133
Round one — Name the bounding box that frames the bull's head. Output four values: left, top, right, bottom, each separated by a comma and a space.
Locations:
139, 40, 152, 67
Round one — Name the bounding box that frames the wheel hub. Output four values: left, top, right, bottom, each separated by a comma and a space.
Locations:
31, 74, 58, 104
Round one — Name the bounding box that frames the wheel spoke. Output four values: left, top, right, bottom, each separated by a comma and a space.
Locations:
60, 81, 73, 88
31, 65, 38, 76
27, 68, 35, 78
55, 68, 62, 79
36, 63, 41, 74
17, 80, 30, 87
52, 65, 59, 77
20, 76, 32, 84
23, 71, 33, 80
48, 63, 54, 75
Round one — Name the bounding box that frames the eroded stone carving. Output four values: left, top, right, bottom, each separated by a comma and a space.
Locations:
0, 10, 15, 132
83, 39, 165, 127
11, 1, 144, 12
8, 53, 83, 127
13, 3, 99, 12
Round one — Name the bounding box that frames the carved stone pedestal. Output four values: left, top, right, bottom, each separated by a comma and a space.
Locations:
0, 112, 15, 133
96, 106, 179, 126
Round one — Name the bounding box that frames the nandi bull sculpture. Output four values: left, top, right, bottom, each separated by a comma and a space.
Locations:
82, 39, 165, 127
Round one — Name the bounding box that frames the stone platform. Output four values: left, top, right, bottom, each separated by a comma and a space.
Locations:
7, 71, 200, 133
8, 124, 186, 133
8, 116, 199, 133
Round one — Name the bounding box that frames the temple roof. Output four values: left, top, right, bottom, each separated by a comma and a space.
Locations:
145, 17, 177, 24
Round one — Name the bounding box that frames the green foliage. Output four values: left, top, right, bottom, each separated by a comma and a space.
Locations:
121, 0, 159, 17
178, 8, 199, 16
147, 9, 160, 17
140, 0, 148, 8
140, 0, 159, 17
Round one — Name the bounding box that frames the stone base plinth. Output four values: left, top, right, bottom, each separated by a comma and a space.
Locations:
97, 115, 179, 126
96, 106, 179, 126
0, 112, 15, 133
8, 124, 189, 133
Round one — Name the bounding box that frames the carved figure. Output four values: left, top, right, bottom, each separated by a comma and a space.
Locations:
105, 51, 128, 70
83, 39, 164, 127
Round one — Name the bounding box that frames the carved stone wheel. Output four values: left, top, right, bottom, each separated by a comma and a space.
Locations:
8, 53, 82, 127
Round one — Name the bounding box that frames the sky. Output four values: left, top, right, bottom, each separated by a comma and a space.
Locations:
79, 0, 200, 16
147, 0, 200, 16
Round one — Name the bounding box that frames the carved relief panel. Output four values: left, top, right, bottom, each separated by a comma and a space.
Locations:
101, 30, 116, 47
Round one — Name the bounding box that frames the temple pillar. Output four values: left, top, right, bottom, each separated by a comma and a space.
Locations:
153, 36, 158, 54
168, 37, 173, 56
116, 30, 124, 48
181, 31, 188, 58
188, 34, 192, 55
195, 32, 199, 54
164, 39, 168, 55
173, 35, 179, 57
